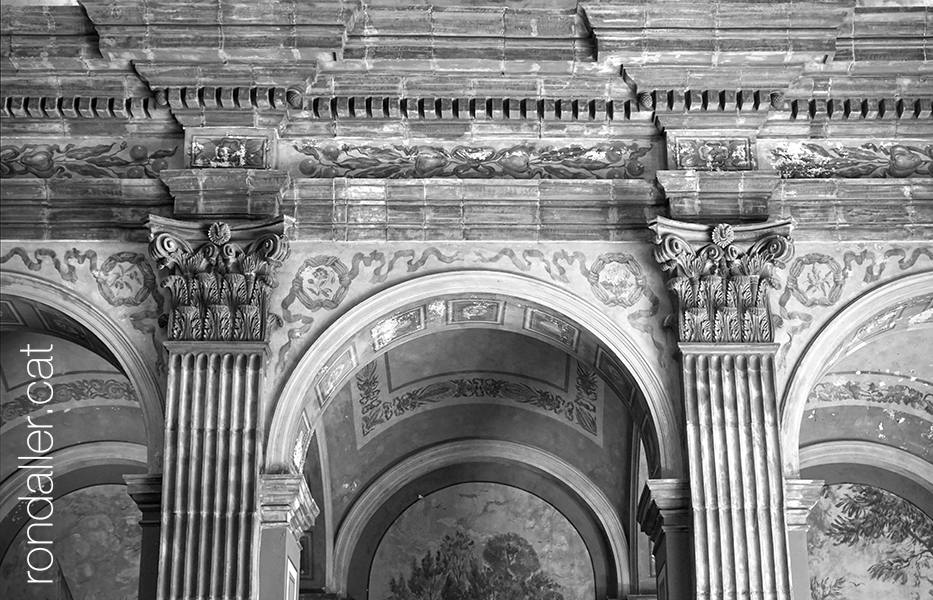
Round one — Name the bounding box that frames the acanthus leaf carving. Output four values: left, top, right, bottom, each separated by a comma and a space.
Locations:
148, 217, 291, 342
650, 217, 794, 344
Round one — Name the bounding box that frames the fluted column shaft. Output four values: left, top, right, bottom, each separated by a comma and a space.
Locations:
158, 341, 268, 600
681, 343, 789, 600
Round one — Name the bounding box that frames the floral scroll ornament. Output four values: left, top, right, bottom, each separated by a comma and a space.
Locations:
295, 142, 651, 179
651, 218, 794, 343
0, 142, 177, 178
770, 142, 933, 178
587, 253, 647, 308
359, 363, 600, 439
148, 220, 290, 342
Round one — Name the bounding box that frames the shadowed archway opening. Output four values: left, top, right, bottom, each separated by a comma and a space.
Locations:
270, 272, 679, 597
351, 464, 608, 600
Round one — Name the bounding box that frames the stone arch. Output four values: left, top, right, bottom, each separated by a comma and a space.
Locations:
0, 441, 147, 562
267, 270, 681, 478
780, 270, 933, 477
800, 441, 933, 518
333, 440, 630, 598
0, 270, 164, 471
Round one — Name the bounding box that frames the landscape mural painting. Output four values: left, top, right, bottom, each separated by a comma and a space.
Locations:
808, 483, 933, 600
370, 482, 595, 600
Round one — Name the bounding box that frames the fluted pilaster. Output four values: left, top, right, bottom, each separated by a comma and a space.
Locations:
650, 217, 806, 600
158, 342, 268, 600
681, 344, 789, 600
147, 215, 293, 600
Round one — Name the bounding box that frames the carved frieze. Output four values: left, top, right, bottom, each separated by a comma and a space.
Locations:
147, 216, 291, 342
674, 139, 754, 171
0, 141, 179, 179
770, 142, 933, 179
294, 142, 651, 179
186, 128, 277, 169
190, 137, 267, 169
650, 217, 794, 343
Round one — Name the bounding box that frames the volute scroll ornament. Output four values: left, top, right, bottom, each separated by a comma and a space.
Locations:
147, 216, 291, 342
649, 216, 794, 343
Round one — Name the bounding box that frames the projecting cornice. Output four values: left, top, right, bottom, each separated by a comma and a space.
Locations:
79, 0, 354, 63
2, 1, 930, 135
582, 0, 852, 69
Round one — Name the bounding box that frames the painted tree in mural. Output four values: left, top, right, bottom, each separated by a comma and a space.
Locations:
386, 531, 564, 600
825, 485, 933, 587
810, 484, 933, 597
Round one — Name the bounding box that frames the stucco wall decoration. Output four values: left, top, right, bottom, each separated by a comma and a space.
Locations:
370, 482, 595, 600
0, 141, 178, 178
293, 142, 651, 179
808, 483, 933, 599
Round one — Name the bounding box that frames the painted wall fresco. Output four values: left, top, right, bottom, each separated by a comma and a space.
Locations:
322, 329, 635, 526
801, 319, 933, 462
0, 485, 141, 600
370, 482, 595, 600
352, 344, 603, 447
808, 483, 933, 600
0, 245, 166, 380
775, 245, 932, 373
275, 246, 666, 374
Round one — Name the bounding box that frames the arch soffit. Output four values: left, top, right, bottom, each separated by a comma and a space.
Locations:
0, 441, 147, 563
800, 441, 933, 517
268, 271, 681, 478
0, 270, 164, 472
781, 270, 933, 477
331, 440, 630, 598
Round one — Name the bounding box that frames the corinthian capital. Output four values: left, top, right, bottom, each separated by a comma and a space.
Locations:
147, 216, 292, 342
649, 216, 794, 344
